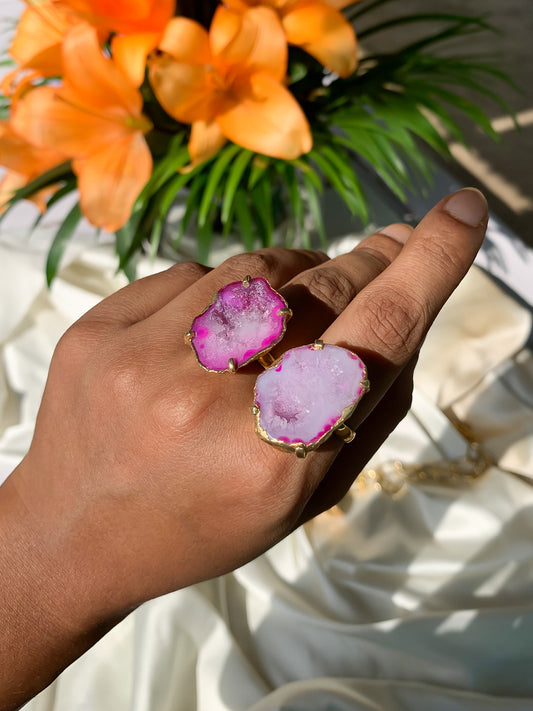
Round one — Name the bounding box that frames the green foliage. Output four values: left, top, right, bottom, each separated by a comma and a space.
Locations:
2, 1, 516, 281
0, 18, 14, 118
46, 202, 82, 286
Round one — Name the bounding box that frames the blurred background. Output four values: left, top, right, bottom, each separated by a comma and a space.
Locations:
1, 8, 533, 708
363, 0, 533, 249
1, 0, 532, 290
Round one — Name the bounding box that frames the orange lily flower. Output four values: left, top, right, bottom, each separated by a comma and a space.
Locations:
225, 0, 361, 77
54, 0, 176, 86
1, 2, 82, 98
11, 24, 153, 232
0, 121, 65, 213
148, 6, 312, 166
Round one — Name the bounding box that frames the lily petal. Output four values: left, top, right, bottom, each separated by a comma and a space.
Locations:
0, 68, 41, 100
0, 172, 25, 212
217, 72, 312, 159
130, 0, 175, 34
0, 121, 64, 212
159, 17, 211, 64
111, 32, 160, 87
0, 119, 62, 172
11, 87, 129, 157
222, 0, 251, 11
73, 132, 153, 232
282, 1, 357, 77
211, 6, 287, 81
149, 54, 222, 124
187, 120, 227, 168
0, 171, 57, 213
59, 0, 174, 34
8, 4, 75, 76
90, 0, 152, 22
62, 0, 151, 23
61, 24, 142, 115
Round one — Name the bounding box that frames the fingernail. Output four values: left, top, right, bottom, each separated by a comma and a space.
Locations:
444, 187, 488, 227
377, 223, 414, 244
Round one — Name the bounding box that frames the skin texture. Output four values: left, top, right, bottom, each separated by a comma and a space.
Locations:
0, 188, 488, 710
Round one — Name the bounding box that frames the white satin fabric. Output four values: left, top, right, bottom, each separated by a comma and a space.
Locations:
1, 229, 533, 710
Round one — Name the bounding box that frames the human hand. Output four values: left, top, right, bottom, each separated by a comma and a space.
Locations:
0, 188, 488, 708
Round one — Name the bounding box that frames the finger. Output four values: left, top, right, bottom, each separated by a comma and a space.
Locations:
77, 261, 212, 330
290, 189, 487, 500
149, 247, 330, 338
321, 188, 488, 413
324, 188, 488, 368
278, 223, 413, 350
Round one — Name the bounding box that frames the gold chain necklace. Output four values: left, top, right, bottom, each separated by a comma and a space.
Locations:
355, 412, 494, 498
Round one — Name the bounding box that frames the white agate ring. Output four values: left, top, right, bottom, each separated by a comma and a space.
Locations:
251, 339, 369, 458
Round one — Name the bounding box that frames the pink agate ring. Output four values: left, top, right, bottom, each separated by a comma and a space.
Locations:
185, 275, 292, 373
185, 276, 369, 457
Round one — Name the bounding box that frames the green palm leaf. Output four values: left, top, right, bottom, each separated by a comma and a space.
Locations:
46, 202, 82, 286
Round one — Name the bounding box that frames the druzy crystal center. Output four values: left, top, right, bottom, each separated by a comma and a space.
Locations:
189, 277, 289, 372
253, 344, 367, 450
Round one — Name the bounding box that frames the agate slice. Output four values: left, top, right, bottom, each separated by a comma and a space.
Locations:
186, 276, 291, 373
252, 342, 368, 456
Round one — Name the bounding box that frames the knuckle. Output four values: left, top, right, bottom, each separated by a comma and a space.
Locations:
354, 245, 394, 273
293, 248, 330, 267
52, 321, 100, 370
146, 393, 183, 441
101, 358, 145, 404
299, 267, 357, 314
61, 319, 100, 347
149, 376, 219, 440
222, 250, 279, 281
167, 260, 209, 283
358, 289, 427, 361
53, 329, 80, 365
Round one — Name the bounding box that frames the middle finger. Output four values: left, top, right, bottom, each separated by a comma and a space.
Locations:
276, 223, 412, 351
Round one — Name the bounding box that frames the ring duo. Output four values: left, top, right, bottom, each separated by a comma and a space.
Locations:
185, 276, 369, 458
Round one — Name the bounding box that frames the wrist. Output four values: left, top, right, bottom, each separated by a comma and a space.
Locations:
14, 451, 138, 612
0, 459, 129, 709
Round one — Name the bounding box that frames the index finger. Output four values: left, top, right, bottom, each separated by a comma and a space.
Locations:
323, 188, 488, 373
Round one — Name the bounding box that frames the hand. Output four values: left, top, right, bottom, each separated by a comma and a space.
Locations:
0, 188, 488, 709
